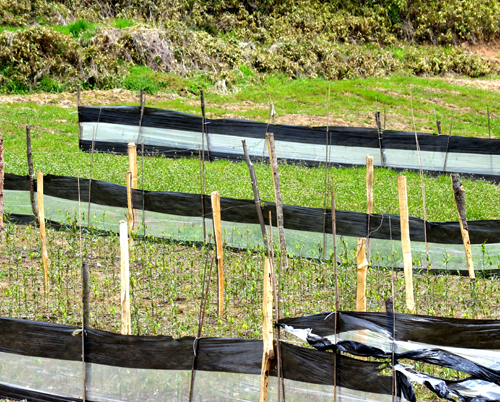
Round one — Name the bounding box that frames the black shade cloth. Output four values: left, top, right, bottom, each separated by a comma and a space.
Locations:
5, 172, 500, 245
0, 316, 392, 395
78, 106, 500, 155
281, 311, 500, 350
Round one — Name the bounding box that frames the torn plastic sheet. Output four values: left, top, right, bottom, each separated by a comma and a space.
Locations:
280, 321, 500, 401
281, 325, 500, 386
395, 364, 500, 402
280, 312, 500, 368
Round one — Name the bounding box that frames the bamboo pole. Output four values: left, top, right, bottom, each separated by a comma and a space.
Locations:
366, 155, 373, 260
397, 176, 415, 312
211, 191, 224, 317
120, 220, 131, 335
266, 133, 288, 270
242, 140, 268, 248
451, 174, 475, 280
128, 143, 138, 231
126, 171, 133, 237
37, 171, 49, 291
26, 125, 38, 219
259, 257, 275, 402
356, 238, 368, 312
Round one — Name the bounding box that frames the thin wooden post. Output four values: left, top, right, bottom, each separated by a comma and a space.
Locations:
126, 171, 133, 237
266, 133, 288, 270
436, 120, 442, 135
211, 191, 224, 317
26, 125, 38, 219
37, 171, 49, 291
366, 155, 373, 260
0, 131, 3, 233
451, 174, 475, 280
77, 86, 80, 108
259, 257, 275, 402
128, 143, 138, 231
242, 140, 268, 248
356, 238, 368, 312
82, 261, 90, 329
201, 90, 211, 161
120, 220, 131, 335
397, 176, 415, 312
375, 111, 386, 167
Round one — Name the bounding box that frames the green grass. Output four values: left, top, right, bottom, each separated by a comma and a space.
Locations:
1, 75, 500, 222
1, 76, 500, 402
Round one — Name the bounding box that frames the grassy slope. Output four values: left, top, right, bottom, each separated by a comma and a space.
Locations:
2, 75, 500, 222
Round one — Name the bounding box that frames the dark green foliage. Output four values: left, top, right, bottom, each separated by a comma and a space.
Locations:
0, 0, 498, 93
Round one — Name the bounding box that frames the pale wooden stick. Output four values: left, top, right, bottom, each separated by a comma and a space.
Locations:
37, 171, 49, 291
126, 171, 133, 237
120, 220, 131, 335
451, 174, 475, 280
356, 238, 368, 312
128, 143, 138, 231
366, 155, 373, 260
259, 257, 275, 402
211, 191, 224, 317
397, 176, 415, 312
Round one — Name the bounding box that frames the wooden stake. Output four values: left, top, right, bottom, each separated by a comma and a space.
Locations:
211, 191, 224, 317
366, 155, 373, 260
26, 125, 38, 219
397, 176, 415, 312
201, 90, 211, 161
451, 174, 475, 280
375, 111, 386, 167
266, 133, 288, 270
88, 127, 96, 228
77, 85, 80, 108
37, 171, 49, 291
120, 220, 131, 335
82, 261, 90, 329
128, 143, 138, 231
436, 120, 442, 135
0, 131, 3, 233
259, 257, 275, 402
126, 171, 133, 237
242, 140, 268, 248
356, 238, 368, 312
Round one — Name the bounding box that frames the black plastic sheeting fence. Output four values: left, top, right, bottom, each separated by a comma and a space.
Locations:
0, 315, 391, 401
281, 311, 500, 401
5, 172, 500, 246
78, 106, 500, 183
2, 312, 500, 402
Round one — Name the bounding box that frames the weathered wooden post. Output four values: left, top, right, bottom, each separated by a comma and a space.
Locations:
211, 191, 224, 317
259, 257, 275, 402
397, 175, 415, 312
120, 220, 131, 335
37, 171, 49, 291
356, 238, 368, 312
451, 174, 475, 280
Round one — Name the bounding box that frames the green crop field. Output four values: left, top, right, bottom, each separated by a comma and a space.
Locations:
1, 1, 500, 399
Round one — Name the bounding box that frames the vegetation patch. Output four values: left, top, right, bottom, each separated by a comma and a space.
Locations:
0, 0, 498, 93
